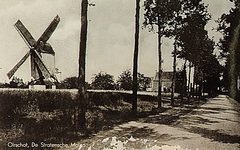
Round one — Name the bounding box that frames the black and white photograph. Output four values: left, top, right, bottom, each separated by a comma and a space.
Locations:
0, 0, 240, 149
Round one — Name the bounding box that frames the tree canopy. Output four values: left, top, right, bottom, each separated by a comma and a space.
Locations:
91, 72, 115, 90
217, 0, 240, 99
117, 69, 132, 90
117, 69, 151, 91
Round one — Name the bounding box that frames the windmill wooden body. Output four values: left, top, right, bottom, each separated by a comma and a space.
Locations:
7, 15, 60, 85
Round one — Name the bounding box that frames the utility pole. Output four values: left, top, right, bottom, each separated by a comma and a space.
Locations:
157, 16, 162, 108
132, 0, 140, 113
78, 0, 88, 134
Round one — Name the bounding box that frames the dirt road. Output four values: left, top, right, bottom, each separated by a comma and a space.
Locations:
60, 95, 240, 150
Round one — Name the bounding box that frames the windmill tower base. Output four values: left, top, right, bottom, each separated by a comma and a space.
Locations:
28, 84, 56, 90
28, 79, 56, 90
29, 84, 46, 90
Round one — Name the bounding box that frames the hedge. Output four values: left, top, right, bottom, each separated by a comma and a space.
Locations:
2, 90, 159, 129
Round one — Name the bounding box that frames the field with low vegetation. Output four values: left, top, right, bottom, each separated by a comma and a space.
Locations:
0, 89, 163, 149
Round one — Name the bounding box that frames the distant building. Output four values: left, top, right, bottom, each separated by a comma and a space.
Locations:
151, 71, 186, 93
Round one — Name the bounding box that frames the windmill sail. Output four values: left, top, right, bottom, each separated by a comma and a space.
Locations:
37, 15, 60, 44
30, 54, 39, 80
7, 50, 31, 79
31, 50, 52, 79
36, 15, 60, 56
8, 15, 60, 82
14, 20, 36, 48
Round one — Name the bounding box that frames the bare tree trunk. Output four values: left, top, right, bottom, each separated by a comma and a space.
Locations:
132, 0, 140, 113
171, 40, 177, 106
228, 3, 240, 99
193, 66, 197, 98
199, 71, 203, 97
187, 62, 192, 101
157, 16, 162, 108
228, 21, 240, 100
181, 62, 187, 101
78, 0, 88, 134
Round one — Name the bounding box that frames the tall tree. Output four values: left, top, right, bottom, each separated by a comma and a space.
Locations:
217, 0, 240, 99
176, 1, 211, 62
169, 0, 203, 99
167, 0, 201, 103
78, 0, 88, 134
143, 0, 182, 107
171, 40, 177, 104
175, 1, 222, 97
132, 0, 140, 113
168, 10, 182, 106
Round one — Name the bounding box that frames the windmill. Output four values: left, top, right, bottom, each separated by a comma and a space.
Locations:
7, 15, 60, 85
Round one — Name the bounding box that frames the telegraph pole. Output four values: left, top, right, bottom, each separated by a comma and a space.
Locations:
78, 0, 88, 134
132, 0, 140, 113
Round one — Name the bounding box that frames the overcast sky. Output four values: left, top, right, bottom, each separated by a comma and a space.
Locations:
0, 0, 234, 83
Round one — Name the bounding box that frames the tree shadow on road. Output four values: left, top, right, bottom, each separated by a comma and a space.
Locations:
187, 126, 240, 144
141, 97, 207, 125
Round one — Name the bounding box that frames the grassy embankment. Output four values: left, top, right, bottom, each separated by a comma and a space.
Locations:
0, 89, 166, 148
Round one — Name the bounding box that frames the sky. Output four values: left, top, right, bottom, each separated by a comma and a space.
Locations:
0, 0, 234, 83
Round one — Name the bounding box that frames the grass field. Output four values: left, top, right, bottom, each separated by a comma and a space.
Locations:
0, 89, 170, 149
